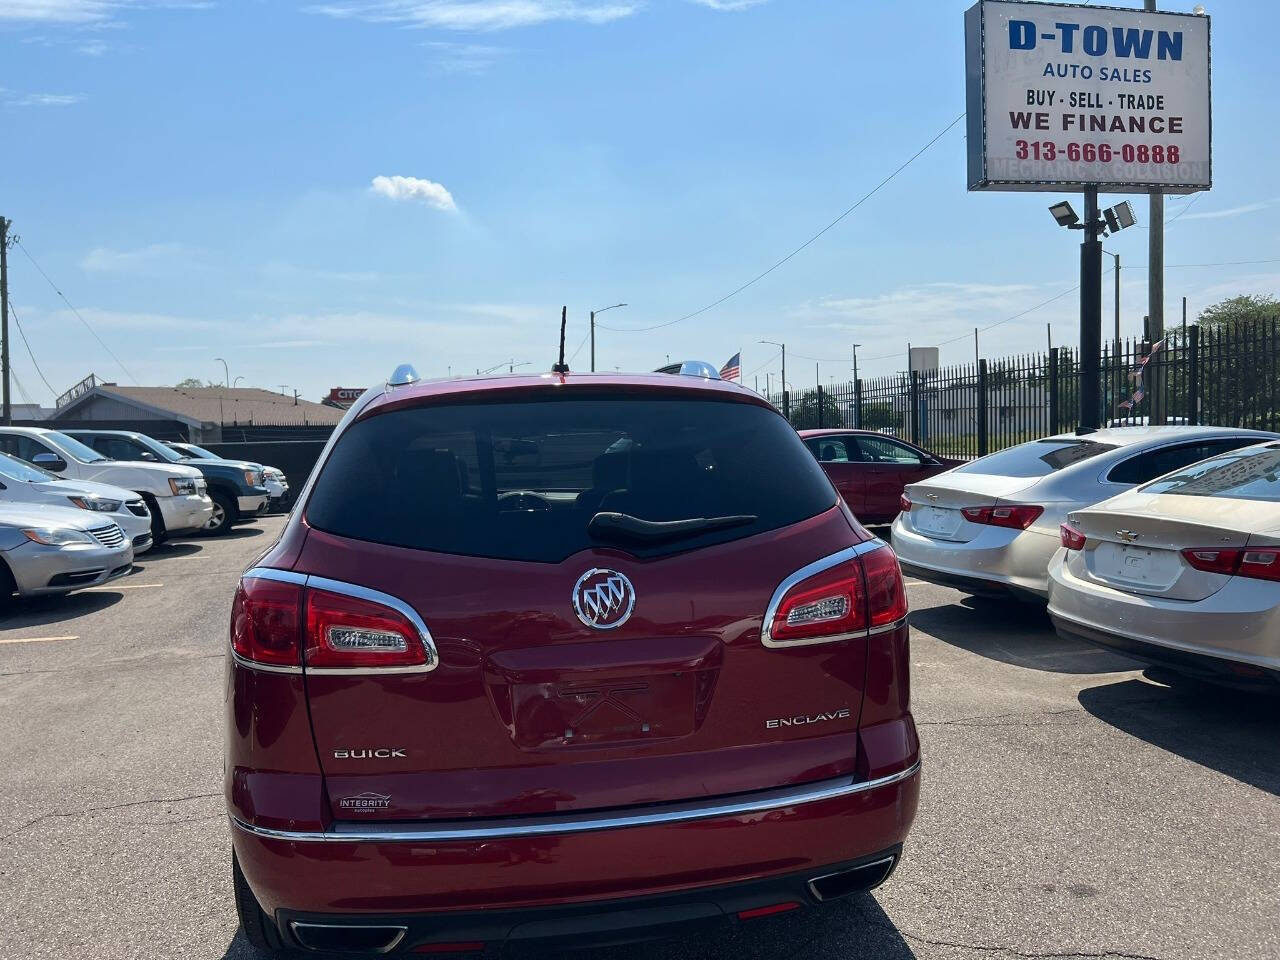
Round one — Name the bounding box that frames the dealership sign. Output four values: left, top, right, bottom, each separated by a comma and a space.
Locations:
324, 387, 365, 409
965, 1, 1210, 193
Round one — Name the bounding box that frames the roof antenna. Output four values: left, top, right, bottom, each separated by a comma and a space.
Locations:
551, 305, 570, 374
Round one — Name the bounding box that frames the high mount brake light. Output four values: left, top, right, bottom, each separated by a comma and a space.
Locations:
766, 544, 908, 646
1060, 523, 1087, 551
1182, 547, 1280, 582
962, 504, 1044, 530
231, 574, 437, 671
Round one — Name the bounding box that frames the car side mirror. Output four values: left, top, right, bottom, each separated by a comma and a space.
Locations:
138, 451, 159, 462
32, 452, 67, 472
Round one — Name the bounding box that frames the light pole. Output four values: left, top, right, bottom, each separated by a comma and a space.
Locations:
233, 376, 245, 388
851, 343, 862, 428
759, 340, 787, 419
590, 303, 627, 372
215, 357, 229, 388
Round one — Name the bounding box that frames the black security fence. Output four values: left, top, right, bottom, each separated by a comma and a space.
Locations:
768, 320, 1280, 459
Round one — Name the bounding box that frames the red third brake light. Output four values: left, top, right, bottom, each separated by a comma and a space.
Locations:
305, 587, 431, 670
231, 577, 303, 667
963, 504, 1044, 530
768, 545, 908, 645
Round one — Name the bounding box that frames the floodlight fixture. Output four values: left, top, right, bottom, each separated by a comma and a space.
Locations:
1049, 201, 1080, 228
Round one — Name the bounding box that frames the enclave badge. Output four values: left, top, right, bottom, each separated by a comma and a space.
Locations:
573, 568, 635, 630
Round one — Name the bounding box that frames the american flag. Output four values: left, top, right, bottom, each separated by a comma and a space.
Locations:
719, 352, 741, 381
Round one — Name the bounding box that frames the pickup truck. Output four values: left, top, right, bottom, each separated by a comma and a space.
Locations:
66, 430, 269, 536
0, 427, 212, 544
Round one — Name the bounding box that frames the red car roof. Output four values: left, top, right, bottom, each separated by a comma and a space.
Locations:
362, 371, 773, 418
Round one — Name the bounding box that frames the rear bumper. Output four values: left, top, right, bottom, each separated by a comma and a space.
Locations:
272, 846, 904, 954
890, 517, 1054, 600
231, 761, 920, 926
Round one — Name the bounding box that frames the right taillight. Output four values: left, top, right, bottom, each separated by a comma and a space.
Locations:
766, 545, 908, 646
1181, 547, 1280, 582
963, 504, 1044, 530
1059, 523, 1087, 551
231, 576, 303, 667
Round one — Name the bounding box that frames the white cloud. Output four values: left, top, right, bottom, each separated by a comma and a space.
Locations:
306, 0, 639, 31
370, 174, 457, 211
688, 0, 766, 9
423, 40, 507, 74
1, 89, 85, 106
1176, 198, 1280, 222
80, 242, 191, 272
0, 0, 211, 25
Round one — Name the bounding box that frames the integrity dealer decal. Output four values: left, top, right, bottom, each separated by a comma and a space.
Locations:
965, 1, 1210, 192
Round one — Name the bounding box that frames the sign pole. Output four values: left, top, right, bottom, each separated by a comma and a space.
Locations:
1080, 188, 1103, 431
1146, 0, 1167, 426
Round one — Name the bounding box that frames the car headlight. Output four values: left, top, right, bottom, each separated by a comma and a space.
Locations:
22, 527, 96, 546
244, 470, 263, 487
169, 477, 199, 496
264, 468, 283, 480
68, 495, 123, 513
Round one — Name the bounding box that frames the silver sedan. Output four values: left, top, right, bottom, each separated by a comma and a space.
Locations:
891, 426, 1277, 601
1049, 441, 1280, 687
0, 503, 134, 603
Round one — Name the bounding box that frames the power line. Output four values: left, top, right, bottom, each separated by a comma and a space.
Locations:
8, 303, 56, 399
599, 111, 967, 334
567, 326, 592, 364
743, 350, 781, 379
13, 238, 137, 383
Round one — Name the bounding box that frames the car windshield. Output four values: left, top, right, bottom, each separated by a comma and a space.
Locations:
1142, 444, 1280, 502
44, 432, 110, 464
0, 451, 57, 482
953, 438, 1119, 479
307, 396, 836, 564
130, 435, 185, 463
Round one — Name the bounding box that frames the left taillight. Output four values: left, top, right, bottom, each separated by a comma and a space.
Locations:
766, 544, 908, 646
231, 576, 303, 667
305, 586, 434, 670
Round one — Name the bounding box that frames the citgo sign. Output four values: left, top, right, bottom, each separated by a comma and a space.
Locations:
965, 0, 1210, 193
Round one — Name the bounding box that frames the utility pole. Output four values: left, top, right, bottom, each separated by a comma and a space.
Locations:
589, 303, 626, 373
0, 216, 10, 425
1079, 188, 1104, 430
851, 343, 861, 429
1146, 0, 1166, 425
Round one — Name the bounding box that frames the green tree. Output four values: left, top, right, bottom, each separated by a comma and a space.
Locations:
1196, 295, 1280, 428
789, 390, 844, 429
175, 377, 214, 389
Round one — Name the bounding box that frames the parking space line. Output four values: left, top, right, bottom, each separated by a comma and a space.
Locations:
0, 635, 77, 645
904, 579, 928, 586
84, 583, 164, 592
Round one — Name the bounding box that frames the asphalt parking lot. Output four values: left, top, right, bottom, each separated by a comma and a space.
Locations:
0, 516, 1277, 960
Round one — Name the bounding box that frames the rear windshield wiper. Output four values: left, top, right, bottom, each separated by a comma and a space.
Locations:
588, 511, 757, 544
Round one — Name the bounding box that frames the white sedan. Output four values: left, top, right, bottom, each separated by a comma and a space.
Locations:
1048, 441, 1280, 687
892, 426, 1277, 601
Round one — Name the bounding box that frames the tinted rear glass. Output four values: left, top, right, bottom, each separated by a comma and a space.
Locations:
1141, 444, 1280, 502
306, 396, 837, 563
954, 438, 1118, 479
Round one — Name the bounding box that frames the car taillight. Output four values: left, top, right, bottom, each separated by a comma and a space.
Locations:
1180, 547, 1241, 575
231, 576, 303, 667
1239, 549, 1280, 582
1059, 523, 1087, 551
962, 504, 1044, 530
767, 545, 908, 646
899, 493, 912, 514
305, 587, 433, 670
1181, 547, 1280, 582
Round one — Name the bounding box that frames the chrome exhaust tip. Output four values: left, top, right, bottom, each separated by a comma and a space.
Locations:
807, 855, 898, 902
289, 921, 408, 954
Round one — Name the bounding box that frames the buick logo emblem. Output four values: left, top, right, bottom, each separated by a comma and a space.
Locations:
573, 568, 635, 630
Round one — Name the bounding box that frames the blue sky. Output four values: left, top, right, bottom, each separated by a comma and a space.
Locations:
3, 0, 1278, 403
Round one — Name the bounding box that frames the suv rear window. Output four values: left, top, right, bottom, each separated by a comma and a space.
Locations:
306, 396, 837, 563
954, 438, 1118, 479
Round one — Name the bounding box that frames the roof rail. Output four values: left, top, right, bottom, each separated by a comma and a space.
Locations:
387, 364, 420, 388
653, 360, 721, 380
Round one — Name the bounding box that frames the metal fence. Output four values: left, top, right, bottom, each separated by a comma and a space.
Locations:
767, 320, 1280, 459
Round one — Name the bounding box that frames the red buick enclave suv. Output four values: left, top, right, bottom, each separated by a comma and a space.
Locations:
226, 366, 920, 955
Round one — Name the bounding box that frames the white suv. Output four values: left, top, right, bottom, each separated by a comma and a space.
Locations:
0, 427, 213, 544
0, 451, 155, 553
